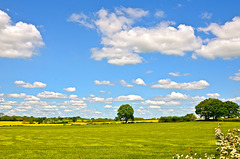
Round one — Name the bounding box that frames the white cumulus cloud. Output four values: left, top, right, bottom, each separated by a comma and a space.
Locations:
154, 92, 189, 101
24, 95, 40, 101
71, 8, 201, 65
120, 80, 133, 87
206, 93, 221, 97
149, 106, 161, 109
142, 100, 181, 106
0, 105, 12, 109
169, 72, 191, 77
94, 80, 115, 86
7, 93, 26, 98
104, 105, 113, 108
68, 13, 95, 29
0, 10, 44, 58
151, 79, 209, 90
63, 87, 76, 92
114, 95, 144, 101
228, 97, 240, 102
14, 81, 46, 88
153, 92, 206, 103
132, 78, 146, 86
37, 91, 68, 99
193, 17, 240, 60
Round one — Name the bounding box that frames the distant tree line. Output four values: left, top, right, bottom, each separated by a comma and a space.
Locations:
0, 114, 118, 124
158, 114, 197, 122
0, 114, 83, 124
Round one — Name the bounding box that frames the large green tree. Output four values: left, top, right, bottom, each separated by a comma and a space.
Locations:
223, 101, 240, 118
117, 104, 134, 123
195, 98, 226, 120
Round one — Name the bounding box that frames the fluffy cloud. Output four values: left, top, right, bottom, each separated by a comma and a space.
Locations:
142, 100, 181, 106
104, 105, 113, 108
14, 81, 46, 88
169, 72, 190, 77
24, 95, 40, 101
14, 81, 25, 85
149, 106, 161, 109
132, 78, 146, 86
1, 101, 17, 105
7, 93, 27, 98
63, 100, 87, 107
206, 93, 221, 97
114, 95, 144, 101
64, 109, 73, 112
115, 7, 149, 19
191, 96, 206, 102
193, 17, 240, 59
153, 92, 206, 103
94, 80, 114, 86
91, 47, 142, 65
85, 96, 111, 103
37, 91, 68, 99
229, 69, 240, 81
63, 87, 76, 92
226, 97, 240, 102
0, 10, 44, 58
0, 105, 12, 109
154, 92, 189, 101
41, 105, 58, 111
71, 8, 201, 65
68, 13, 95, 29
84, 94, 144, 103
120, 80, 133, 87
94, 7, 148, 36
69, 95, 79, 99
94, 22, 201, 65
151, 79, 210, 90
20, 100, 48, 106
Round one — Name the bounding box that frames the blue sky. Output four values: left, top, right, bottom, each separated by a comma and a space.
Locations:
0, 0, 240, 118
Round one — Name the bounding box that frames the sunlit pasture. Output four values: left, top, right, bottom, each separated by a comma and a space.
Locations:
1, 122, 239, 158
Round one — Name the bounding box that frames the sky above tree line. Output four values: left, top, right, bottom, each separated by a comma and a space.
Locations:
0, 0, 240, 118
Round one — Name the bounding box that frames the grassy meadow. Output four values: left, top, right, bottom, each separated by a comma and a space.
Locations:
0, 122, 239, 158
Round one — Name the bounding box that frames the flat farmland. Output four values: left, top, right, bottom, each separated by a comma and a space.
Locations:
0, 122, 239, 159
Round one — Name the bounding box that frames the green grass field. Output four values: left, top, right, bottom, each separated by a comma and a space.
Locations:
0, 122, 239, 159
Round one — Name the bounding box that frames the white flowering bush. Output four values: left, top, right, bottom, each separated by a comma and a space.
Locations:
173, 123, 240, 159
215, 124, 240, 159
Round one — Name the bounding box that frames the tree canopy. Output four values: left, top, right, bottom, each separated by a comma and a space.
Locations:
117, 104, 134, 123
224, 101, 240, 118
195, 98, 239, 120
